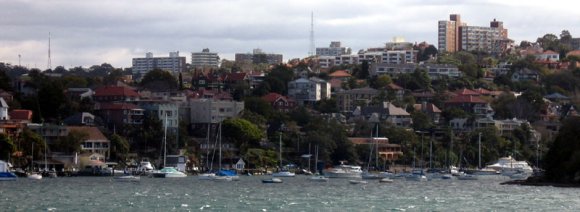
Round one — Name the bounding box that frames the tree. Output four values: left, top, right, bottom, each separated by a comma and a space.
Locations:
0, 134, 14, 160
37, 79, 66, 121
411, 111, 433, 130
359, 60, 370, 79
314, 98, 338, 113
56, 130, 88, 154
543, 117, 580, 184
369, 75, 392, 89
244, 97, 273, 119
109, 134, 130, 162
140, 69, 178, 91
222, 118, 265, 153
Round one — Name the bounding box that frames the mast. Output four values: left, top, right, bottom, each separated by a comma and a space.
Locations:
163, 113, 168, 168
205, 123, 211, 171
314, 145, 319, 174
478, 132, 482, 169
279, 134, 282, 169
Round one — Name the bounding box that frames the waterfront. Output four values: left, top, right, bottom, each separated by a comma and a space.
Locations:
1, 176, 579, 211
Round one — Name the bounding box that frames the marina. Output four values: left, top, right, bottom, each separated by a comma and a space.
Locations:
1, 175, 579, 211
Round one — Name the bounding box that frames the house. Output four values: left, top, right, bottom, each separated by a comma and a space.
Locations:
138, 100, 180, 131
534, 50, 559, 62
8, 109, 33, 123
63, 112, 96, 126
93, 86, 140, 102
449, 118, 469, 132
0, 97, 8, 120
413, 102, 442, 124
328, 70, 352, 82
287, 77, 331, 105
360, 102, 412, 127
335, 87, 379, 113
93, 102, 144, 128
348, 137, 403, 161
445, 94, 494, 117
544, 92, 570, 104
511, 68, 540, 82
66, 88, 94, 101
68, 126, 110, 158
184, 98, 244, 125
261, 92, 296, 112
385, 83, 405, 101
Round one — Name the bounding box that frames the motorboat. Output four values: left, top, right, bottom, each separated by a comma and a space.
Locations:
361, 171, 381, 179
216, 170, 240, 181
27, 173, 43, 180
349, 180, 368, 184
485, 156, 533, 175
211, 176, 234, 182
378, 171, 395, 179
405, 169, 427, 182
151, 167, 187, 178
272, 170, 296, 177
197, 172, 216, 180
379, 178, 394, 183
0, 160, 17, 181
308, 175, 329, 182
472, 168, 501, 176
457, 173, 478, 180
323, 163, 363, 178
138, 160, 155, 173
115, 175, 140, 182
262, 177, 283, 183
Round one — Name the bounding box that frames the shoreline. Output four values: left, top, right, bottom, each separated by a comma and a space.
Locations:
501, 178, 580, 188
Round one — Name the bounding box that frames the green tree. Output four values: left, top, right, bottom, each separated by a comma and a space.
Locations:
140, 69, 178, 90
411, 111, 433, 130
56, 130, 88, 154
244, 97, 273, 119
543, 117, 580, 184
109, 134, 130, 162
0, 134, 15, 160
314, 98, 338, 113
222, 118, 265, 153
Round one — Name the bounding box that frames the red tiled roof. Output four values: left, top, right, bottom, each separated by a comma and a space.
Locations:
543, 50, 558, 55
262, 92, 290, 103
446, 94, 487, 104
226, 72, 248, 81
66, 126, 108, 141
473, 88, 491, 95
456, 88, 479, 96
414, 103, 441, 113
97, 102, 139, 110
329, 70, 352, 77
94, 86, 139, 97
9, 109, 32, 121
386, 83, 403, 90
567, 50, 580, 57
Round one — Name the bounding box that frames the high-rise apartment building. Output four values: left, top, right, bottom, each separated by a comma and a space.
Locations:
235, 48, 283, 65
132, 52, 186, 76
438, 14, 509, 54
316, 41, 352, 57
191, 48, 220, 69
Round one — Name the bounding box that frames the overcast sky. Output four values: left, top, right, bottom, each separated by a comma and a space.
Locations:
1, 0, 579, 69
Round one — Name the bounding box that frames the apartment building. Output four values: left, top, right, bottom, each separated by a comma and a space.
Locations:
191, 48, 220, 69
132, 52, 186, 76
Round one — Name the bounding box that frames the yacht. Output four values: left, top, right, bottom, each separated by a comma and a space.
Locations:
138, 160, 155, 173
348, 180, 368, 184
323, 163, 363, 178
272, 171, 295, 177
457, 173, 478, 180
27, 173, 42, 180
485, 156, 533, 175
361, 171, 381, 179
151, 167, 187, 178
405, 169, 427, 182
0, 160, 17, 181
262, 177, 283, 183
309, 175, 329, 182
115, 175, 140, 182
197, 172, 216, 180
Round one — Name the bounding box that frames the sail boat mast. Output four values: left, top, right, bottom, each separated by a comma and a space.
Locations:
163, 113, 168, 168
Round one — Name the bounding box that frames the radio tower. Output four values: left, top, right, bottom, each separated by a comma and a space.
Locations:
47, 32, 52, 70
308, 12, 315, 57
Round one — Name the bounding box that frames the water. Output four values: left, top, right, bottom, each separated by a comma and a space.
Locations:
1, 176, 579, 211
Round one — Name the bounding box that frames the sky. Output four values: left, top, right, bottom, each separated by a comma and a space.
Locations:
1, 0, 579, 69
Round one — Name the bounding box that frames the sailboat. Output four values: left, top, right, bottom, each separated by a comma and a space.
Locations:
272, 134, 295, 177
309, 145, 328, 182
362, 122, 381, 179
151, 113, 187, 178
212, 121, 239, 181
27, 144, 42, 180
198, 123, 216, 180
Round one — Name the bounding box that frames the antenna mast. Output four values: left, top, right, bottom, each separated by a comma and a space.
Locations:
308, 12, 315, 57
47, 32, 52, 70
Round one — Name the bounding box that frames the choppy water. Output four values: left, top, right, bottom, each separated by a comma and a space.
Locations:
0, 175, 579, 211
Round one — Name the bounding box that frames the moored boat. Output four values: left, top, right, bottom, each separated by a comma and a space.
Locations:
272, 171, 296, 177
27, 173, 42, 180
379, 178, 394, 183
115, 175, 140, 182
262, 177, 283, 183
457, 173, 478, 180
309, 175, 329, 182
323, 163, 363, 178
151, 167, 187, 178
349, 180, 368, 184
0, 160, 17, 181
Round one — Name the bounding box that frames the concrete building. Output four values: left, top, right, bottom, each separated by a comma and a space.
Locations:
316, 41, 352, 57
191, 48, 220, 69
183, 99, 244, 124
235, 48, 283, 65
132, 52, 186, 76
438, 14, 509, 54
335, 87, 380, 113
138, 101, 180, 130
287, 77, 331, 105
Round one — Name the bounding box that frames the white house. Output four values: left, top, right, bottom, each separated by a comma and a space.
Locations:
287, 77, 330, 105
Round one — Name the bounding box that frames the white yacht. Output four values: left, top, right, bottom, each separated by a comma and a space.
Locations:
198, 172, 216, 180
323, 163, 363, 178
151, 167, 187, 178
309, 175, 329, 182
272, 171, 296, 177
486, 156, 533, 175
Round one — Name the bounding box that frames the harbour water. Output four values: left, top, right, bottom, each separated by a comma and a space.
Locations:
1, 176, 579, 211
